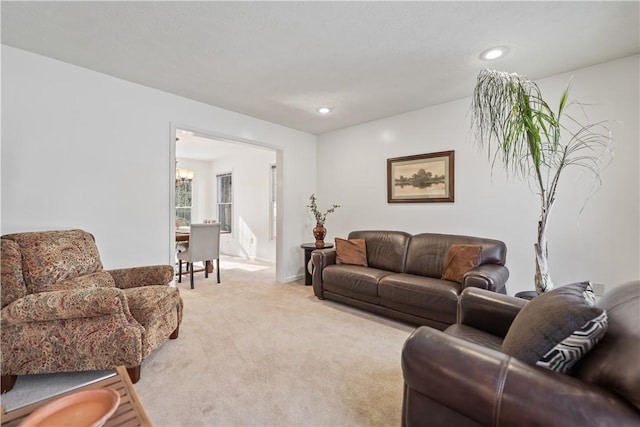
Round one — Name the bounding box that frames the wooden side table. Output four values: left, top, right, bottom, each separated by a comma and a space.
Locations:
1, 366, 152, 427
300, 242, 334, 286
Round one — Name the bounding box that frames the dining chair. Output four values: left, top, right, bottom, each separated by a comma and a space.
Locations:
176, 223, 221, 288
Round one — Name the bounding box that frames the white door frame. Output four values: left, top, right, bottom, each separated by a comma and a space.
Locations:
169, 122, 284, 281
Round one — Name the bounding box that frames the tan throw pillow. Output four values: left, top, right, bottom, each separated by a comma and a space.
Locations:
441, 244, 482, 283
335, 238, 368, 267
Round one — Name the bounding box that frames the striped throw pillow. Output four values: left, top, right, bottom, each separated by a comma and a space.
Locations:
502, 281, 608, 373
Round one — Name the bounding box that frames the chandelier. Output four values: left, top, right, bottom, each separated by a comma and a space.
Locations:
175, 168, 194, 183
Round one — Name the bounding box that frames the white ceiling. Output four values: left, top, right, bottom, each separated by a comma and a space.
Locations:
2, 1, 639, 135
175, 129, 275, 161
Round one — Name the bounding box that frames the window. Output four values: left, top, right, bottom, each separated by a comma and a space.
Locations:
270, 164, 277, 239
175, 177, 192, 226
217, 172, 232, 232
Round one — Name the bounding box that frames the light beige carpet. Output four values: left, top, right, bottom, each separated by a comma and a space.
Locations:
135, 256, 416, 426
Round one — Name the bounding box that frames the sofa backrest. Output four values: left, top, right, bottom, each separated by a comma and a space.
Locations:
1, 230, 103, 294
1, 239, 28, 308
405, 233, 507, 278
573, 281, 640, 411
348, 230, 411, 273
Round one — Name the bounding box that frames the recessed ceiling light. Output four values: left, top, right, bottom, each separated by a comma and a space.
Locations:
480, 47, 509, 61
317, 107, 332, 114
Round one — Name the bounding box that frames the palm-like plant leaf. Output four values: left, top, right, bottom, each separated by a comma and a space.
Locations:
471, 69, 613, 293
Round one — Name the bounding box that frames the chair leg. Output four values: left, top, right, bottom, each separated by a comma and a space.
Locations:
205, 261, 209, 279
1, 374, 17, 394
126, 365, 141, 384
170, 325, 179, 339
178, 260, 182, 283
217, 258, 220, 283
190, 263, 194, 289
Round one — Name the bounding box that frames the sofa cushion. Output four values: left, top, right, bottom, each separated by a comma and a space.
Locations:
348, 230, 410, 273
573, 281, 640, 410
323, 264, 391, 303
335, 238, 368, 267
123, 285, 181, 326
1, 239, 27, 308
405, 233, 506, 279
38, 271, 116, 292
3, 230, 103, 293
502, 281, 608, 373
441, 244, 482, 283
122, 285, 183, 357
379, 274, 461, 325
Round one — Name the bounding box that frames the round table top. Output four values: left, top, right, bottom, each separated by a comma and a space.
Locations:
300, 242, 334, 250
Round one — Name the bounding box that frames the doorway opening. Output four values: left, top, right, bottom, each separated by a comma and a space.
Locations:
170, 125, 282, 281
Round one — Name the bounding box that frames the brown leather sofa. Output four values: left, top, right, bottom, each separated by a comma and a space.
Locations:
401, 281, 640, 426
311, 230, 509, 329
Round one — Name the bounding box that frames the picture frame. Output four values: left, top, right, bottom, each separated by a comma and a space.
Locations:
387, 150, 455, 203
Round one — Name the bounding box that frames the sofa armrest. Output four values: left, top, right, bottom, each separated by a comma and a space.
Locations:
311, 249, 336, 298
402, 326, 639, 427
462, 264, 509, 293
456, 287, 527, 338
106, 265, 174, 289
1, 287, 129, 322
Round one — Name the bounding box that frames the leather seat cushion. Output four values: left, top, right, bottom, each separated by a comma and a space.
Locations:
379, 274, 461, 323
322, 264, 392, 302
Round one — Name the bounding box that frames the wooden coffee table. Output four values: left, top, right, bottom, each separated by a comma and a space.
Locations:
1, 366, 152, 427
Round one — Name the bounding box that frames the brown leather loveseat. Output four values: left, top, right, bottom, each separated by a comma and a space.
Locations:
401, 281, 640, 426
312, 230, 509, 329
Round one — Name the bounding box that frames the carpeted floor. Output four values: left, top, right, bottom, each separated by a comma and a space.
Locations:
1, 256, 416, 426
136, 256, 416, 426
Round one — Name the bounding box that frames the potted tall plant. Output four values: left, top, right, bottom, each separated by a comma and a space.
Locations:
471, 69, 613, 294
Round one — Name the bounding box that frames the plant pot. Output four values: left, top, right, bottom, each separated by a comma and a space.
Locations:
313, 223, 326, 248
515, 290, 539, 300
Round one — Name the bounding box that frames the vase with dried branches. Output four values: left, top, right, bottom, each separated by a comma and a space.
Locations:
471, 69, 613, 294
307, 194, 340, 248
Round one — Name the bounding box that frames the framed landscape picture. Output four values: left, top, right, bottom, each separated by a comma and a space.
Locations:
387, 150, 454, 203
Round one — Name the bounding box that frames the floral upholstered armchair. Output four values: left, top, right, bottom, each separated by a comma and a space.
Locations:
1, 229, 183, 393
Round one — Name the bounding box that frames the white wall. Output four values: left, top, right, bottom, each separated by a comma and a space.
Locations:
317, 56, 640, 296
3, 46, 637, 290
210, 149, 277, 261
1, 46, 315, 282
177, 153, 277, 262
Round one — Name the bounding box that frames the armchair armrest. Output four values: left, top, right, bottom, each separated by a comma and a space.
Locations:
456, 287, 527, 338
311, 248, 336, 299
402, 327, 639, 427
463, 264, 509, 293
1, 287, 129, 323
107, 265, 174, 289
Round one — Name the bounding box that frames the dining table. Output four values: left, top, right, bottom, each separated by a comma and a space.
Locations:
175, 231, 190, 242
